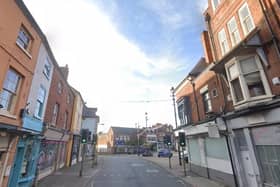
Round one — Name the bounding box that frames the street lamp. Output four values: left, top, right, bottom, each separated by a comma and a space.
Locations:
145, 112, 148, 128
170, 86, 182, 166
188, 76, 200, 121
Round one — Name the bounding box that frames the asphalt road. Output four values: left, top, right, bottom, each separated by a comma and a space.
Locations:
87, 155, 188, 187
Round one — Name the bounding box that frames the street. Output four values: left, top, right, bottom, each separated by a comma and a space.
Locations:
87, 155, 188, 187
38, 155, 189, 187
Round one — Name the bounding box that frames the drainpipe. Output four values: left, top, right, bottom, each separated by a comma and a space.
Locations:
218, 73, 239, 187
258, 0, 280, 59
205, 13, 218, 62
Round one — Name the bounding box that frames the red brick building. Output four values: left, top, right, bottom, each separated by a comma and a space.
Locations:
38, 64, 74, 180
175, 1, 280, 187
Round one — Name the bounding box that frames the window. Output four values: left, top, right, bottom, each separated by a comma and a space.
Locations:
43, 58, 51, 79
212, 88, 218, 98
212, 0, 221, 11
63, 111, 68, 129
57, 81, 63, 94
239, 3, 255, 36
35, 86, 46, 118
67, 93, 71, 104
202, 91, 212, 113
218, 29, 229, 55
51, 103, 59, 125
226, 56, 271, 105
16, 26, 32, 51
0, 69, 21, 112
227, 17, 241, 46
178, 103, 186, 126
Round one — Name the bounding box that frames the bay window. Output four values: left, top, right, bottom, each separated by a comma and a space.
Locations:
226, 55, 271, 106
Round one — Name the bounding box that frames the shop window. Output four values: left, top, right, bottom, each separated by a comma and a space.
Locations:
225, 55, 271, 106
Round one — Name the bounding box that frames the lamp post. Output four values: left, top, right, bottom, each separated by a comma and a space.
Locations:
170, 87, 182, 166
145, 112, 148, 128
188, 76, 200, 121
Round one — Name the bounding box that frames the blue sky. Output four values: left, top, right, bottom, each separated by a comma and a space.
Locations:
24, 0, 208, 132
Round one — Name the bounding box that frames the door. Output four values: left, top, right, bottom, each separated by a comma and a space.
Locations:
240, 150, 258, 187
234, 129, 259, 187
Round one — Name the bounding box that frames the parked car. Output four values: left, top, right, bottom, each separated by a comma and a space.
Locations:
142, 150, 153, 157
158, 149, 173, 157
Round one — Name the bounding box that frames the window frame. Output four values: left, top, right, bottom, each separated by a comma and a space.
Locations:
34, 86, 46, 119
227, 17, 241, 47
202, 90, 213, 113
51, 103, 59, 125
211, 0, 221, 12
0, 69, 22, 113
218, 28, 230, 56
238, 3, 255, 36
225, 55, 272, 107
43, 58, 52, 79
177, 99, 187, 126
16, 26, 33, 53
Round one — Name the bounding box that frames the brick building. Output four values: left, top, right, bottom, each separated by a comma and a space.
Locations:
37, 64, 75, 180
0, 0, 42, 186
174, 58, 236, 187
175, 1, 280, 187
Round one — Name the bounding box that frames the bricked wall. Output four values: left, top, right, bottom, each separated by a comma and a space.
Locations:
44, 66, 74, 131
204, 0, 280, 97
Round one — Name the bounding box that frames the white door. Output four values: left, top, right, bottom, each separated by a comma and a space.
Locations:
240, 150, 258, 187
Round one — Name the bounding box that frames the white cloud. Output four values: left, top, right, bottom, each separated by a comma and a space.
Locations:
24, 0, 180, 132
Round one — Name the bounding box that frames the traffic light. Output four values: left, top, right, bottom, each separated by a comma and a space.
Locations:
81, 129, 89, 144
179, 132, 186, 147
92, 134, 97, 145
164, 135, 172, 146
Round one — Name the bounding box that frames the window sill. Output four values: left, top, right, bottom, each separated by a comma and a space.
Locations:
33, 115, 42, 120
233, 95, 274, 110
16, 41, 32, 59
0, 110, 17, 119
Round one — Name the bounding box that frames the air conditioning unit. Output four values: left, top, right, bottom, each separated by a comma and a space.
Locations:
272, 77, 280, 85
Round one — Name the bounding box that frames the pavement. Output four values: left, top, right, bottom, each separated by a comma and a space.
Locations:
141, 153, 226, 187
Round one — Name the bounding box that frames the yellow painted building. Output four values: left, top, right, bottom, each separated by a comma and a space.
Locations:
66, 88, 84, 166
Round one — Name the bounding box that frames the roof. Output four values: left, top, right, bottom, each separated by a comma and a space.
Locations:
111, 127, 137, 135
175, 57, 207, 92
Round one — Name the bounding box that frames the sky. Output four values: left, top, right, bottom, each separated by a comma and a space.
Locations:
23, 0, 208, 132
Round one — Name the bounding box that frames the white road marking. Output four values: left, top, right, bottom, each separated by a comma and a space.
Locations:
131, 163, 144, 167
146, 169, 159, 173
176, 180, 185, 185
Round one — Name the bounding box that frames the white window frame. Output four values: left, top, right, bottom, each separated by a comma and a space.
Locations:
43, 58, 52, 79
34, 86, 46, 118
212, 0, 221, 11
218, 29, 230, 56
51, 103, 59, 125
238, 3, 255, 36
16, 26, 32, 52
225, 55, 272, 107
0, 69, 21, 113
202, 90, 213, 113
227, 17, 241, 47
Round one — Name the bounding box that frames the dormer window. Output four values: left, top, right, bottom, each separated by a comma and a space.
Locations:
212, 0, 221, 11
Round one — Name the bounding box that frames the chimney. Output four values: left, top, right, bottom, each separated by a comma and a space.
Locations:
60, 64, 69, 81
201, 30, 213, 63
